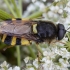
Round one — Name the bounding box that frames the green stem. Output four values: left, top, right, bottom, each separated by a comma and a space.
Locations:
10, 0, 20, 18
18, 0, 22, 18
28, 46, 36, 59
35, 44, 43, 55
4, 0, 17, 18
0, 9, 12, 20
27, 11, 43, 19
3, 66, 8, 70
16, 45, 21, 67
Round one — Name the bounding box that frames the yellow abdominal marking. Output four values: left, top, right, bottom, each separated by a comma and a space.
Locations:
11, 36, 16, 45
21, 38, 30, 45
2, 34, 7, 42
33, 24, 37, 33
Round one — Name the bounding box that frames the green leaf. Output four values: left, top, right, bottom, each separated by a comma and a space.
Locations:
27, 11, 43, 19
4, 0, 17, 18
0, 9, 12, 20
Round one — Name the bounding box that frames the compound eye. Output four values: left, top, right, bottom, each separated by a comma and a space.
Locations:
57, 24, 66, 40
58, 30, 66, 40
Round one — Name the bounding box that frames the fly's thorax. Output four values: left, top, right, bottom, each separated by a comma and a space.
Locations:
35, 21, 57, 39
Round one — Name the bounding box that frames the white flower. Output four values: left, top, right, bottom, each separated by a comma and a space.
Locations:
55, 48, 70, 59
55, 37, 68, 46
27, 4, 36, 12
13, 66, 20, 70
41, 59, 54, 70
41, 57, 52, 64
42, 0, 47, 2
54, 0, 60, 2
65, 15, 70, 24
32, 0, 37, 3
24, 46, 70, 70
62, 37, 68, 43
34, 1, 46, 11
0, 61, 9, 68
59, 58, 69, 67
8, 67, 12, 70
50, 5, 63, 14
43, 51, 48, 56
64, 6, 70, 13
47, 11, 58, 19
26, 64, 32, 67
41, 57, 47, 62
43, 51, 55, 59
24, 57, 30, 63
42, 13, 48, 19
0, 61, 20, 70
60, 48, 70, 59
64, 1, 70, 14
50, 6, 59, 13
0, 68, 5, 70
39, 4, 46, 12
58, 9, 63, 14
26, 67, 35, 70
33, 58, 38, 68
66, 1, 70, 7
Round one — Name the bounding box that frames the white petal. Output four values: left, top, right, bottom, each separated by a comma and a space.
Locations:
13, 66, 20, 70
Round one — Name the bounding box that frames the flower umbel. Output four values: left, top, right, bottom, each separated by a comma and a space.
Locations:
0, 61, 20, 70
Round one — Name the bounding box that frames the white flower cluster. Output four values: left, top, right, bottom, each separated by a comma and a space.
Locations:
23, 0, 70, 70
23, 1, 46, 17
54, 0, 60, 2
64, 1, 70, 14
24, 46, 70, 70
0, 61, 20, 70
41, 47, 70, 70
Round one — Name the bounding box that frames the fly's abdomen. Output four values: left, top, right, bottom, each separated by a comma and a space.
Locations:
1, 34, 30, 45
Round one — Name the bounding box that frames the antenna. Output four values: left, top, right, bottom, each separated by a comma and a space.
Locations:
67, 27, 70, 30
66, 27, 70, 33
